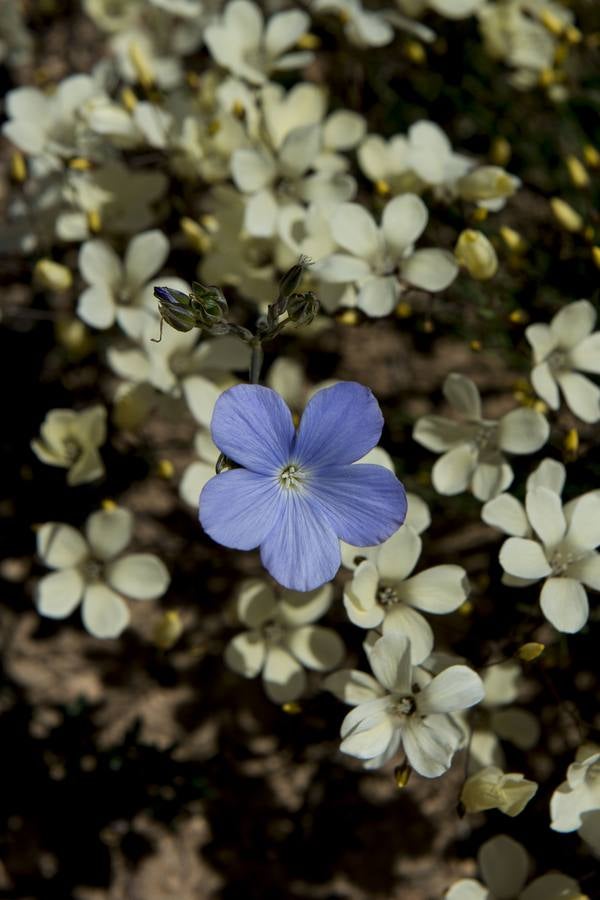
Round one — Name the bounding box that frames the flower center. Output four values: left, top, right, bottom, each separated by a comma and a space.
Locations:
549, 548, 588, 575
547, 349, 567, 373
472, 423, 498, 452
377, 585, 400, 606
279, 463, 304, 490
391, 694, 416, 718
81, 558, 103, 581
262, 621, 285, 645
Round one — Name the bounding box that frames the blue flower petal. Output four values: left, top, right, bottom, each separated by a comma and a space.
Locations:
308, 463, 407, 546
200, 468, 281, 550
260, 493, 341, 592
211, 385, 295, 474
293, 383, 383, 468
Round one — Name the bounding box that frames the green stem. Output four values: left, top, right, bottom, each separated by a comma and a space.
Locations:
249, 342, 264, 385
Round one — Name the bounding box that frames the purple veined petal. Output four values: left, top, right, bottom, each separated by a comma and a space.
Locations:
210, 384, 295, 474
307, 463, 407, 546
259, 491, 341, 592
199, 468, 281, 551
293, 382, 384, 468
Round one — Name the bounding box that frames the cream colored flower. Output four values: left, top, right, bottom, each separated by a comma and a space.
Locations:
461, 766, 538, 816
497, 487, 600, 633
526, 300, 600, 423
342, 524, 469, 664
445, 834, 581, 900
326, 633, 483, 775
312, 0, 395, 47
454, 229, 498, 280
413, 374, 549, 500
315, 196, 458, 317
31, 406, 106, 486
205, 0, 313, 85
36, 508, 170, 638
225, 579, 344, 703
551, 744, 600, 855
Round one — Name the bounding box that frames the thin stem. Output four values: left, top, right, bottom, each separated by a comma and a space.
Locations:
249, 342, 264, 385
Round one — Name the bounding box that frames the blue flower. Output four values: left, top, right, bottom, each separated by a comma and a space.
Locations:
199, 382, 407, 591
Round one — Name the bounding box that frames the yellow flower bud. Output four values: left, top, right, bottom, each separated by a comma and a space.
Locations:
540, 8, 565, 37
157, 459, 174, 479
87, 210, 102, 234
394, 765, 411, 788
565, 25, 582, 45
565, 155, 590, 188
461, 767, 538, 817
10, 150, 27, 183
404, 40, 426, 64
101, 499, 118, 512
583, 144, 600, 168
180, 217, 211, 253
564, 427, 579, 461
470, 339, 482, 351
336, 309, 360, 326
500, 226, 526, 253
489, 137, 511, 167
516, 642, 545, 662
297, 32, 320, 50
128, 41, 154, 91
458, 166, 515, 202
592, 247, 600, 269
454, 229, 498, 280
282, 702, 302, 715
34, 259, 73, 292
539, 68, 557, 87
55, 318, 93, 358
395, 301, 412, 319
68, 157, 93, 172
471, 207, 488, 222
550, 197, 583, 232
153, 610, 184, 651
374, 179, 391, 197
509, 309, 528, 324
120, 86, 138, 112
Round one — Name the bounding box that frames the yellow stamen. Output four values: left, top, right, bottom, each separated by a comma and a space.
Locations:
516, 642, 545, 662
565, 155, 590, 188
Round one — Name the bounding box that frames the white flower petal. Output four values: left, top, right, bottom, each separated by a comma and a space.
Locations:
525, 487, 567, 548
278, 582, 333, 625
85, 508, 133, 561
531, 362, 560, 409
400, 248, 458, 292
263, 646, 306, 703
82, 584, 130, 639
314, 253, 372, 283
124, 230, 169, 289
279, 123, 321, 178
36, 569, 84, 619
482, 494, 529, 537
106, 553, 170, 600
356, 276, 397, 317
225, 631, 266, 677
478, 834, 529, 899
557, 371, 600, 423
231, 148, 275, 193
432, 445, 478, 495
79, 239, 122, 287
330, 203, 380, 260
265, 9, 309, 58
340, 698, 395, 760
569, 331, 600, 374
443, 373, 481, 419
381, 194, 428, 255
182, 376, 222, 428
540, 577, 589, 633
565, 492, 600, 552
419, 665, 484, 715
37, 523, 88, 569
445, 879, 489, 900
382, 605, 433, 665
526, 458, 566, 494
401, 715, 457, 778
498, 408, 549, 454
472, 460, 512, 501
525, 323, 557, 362
235, 578, 276, 627
567, 553, 600, 591
377, 526, 422, 582
324, 669, 385, 704
77, 284, 116, 330
323, 110, 366, 151
286, 624, 344, 671
244, 188, 278, 238
181, 461, 216, 508
413, 416, 472, 452
520, 873, 582, 900
405, 493, 430, 534
369, 633, 411, 693
551, 299, 596, 349
499, 537, 551, 579
399, 565, 469, 614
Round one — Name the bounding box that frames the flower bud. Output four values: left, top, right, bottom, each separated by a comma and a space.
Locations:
516, 642, 545, 662
34, 259, 73, 292
278, 256, 311, 300
461, 767, 538, 817
154, 286, 197, 332
153, 610, 183, 650
565, 155, 590, 188
190, 281, 229, 326
458, 166, 516, 202
454, 230, 498, 280
550, 198, 583, 232
287, 291, 319, 326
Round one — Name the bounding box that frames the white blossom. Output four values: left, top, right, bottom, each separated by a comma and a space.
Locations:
225, 579, 344, 703
461, 766, 538, 817
413, 373, 550, 501
31, 406, 106, 486
526, 299, 600, 424
326, 633, 483, 776
551, 744, 600, 855
314, 195, 458, 317
36, 508, 170, 638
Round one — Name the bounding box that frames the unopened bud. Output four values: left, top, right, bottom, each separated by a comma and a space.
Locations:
87, 210, 102, 234
336, 309, 360, 326
101, 499, 118, 512
500, 226, 526, 253
34, 259, 73, 292
564, 427, 579, 460
461, 767, 538, 817
287, 291, 319, 326
509, 309, 528, 324
583, 144, 600, 168
157, 459, 174, 479
10, 150, 27, 183
454, 230, 498, 280
550, 197, 583, 232
565, 25, 582, 44
458, 166, 516, 202
55, 318, 93, 358
592, 247, 600, 269
190, 281, 229, 326
565, 155, 590, 188
180, 217, 211, 253
282, 702, 302, 714
374, 179, 391, 197
154, 286, 196, 332
540, 8, 565, 37
278, 256, 311, 300
68, 157, 93, 172
394, 765, 411, 788
121, 86, 138, 112
516, 642, 545, 662
490, 137, 511, 167
404, 40, 426, 64
297, 32, 320, 50
128, 41, 154, 91
153, 610, 183, 650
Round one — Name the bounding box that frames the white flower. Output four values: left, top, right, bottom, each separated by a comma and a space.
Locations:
312, 0, 395, 48
31, 406, 106, 486
224, 579, 344, 703
526, 300, 600, 423
445, 834, 581, 900
461, 766, 538, 817
413, 373, 550, 501
204, 0, 313, 85
77, 230, 184, 334
36, 508, 170, 638
326, 633, 483, 776
315, 196, 458, 317
396, 0, 483, 18
342, 524, 469, 664
3, 75, 99, 164
551, 745, 600, 855
495, 487, 600, 633
454, 229, 498, 280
